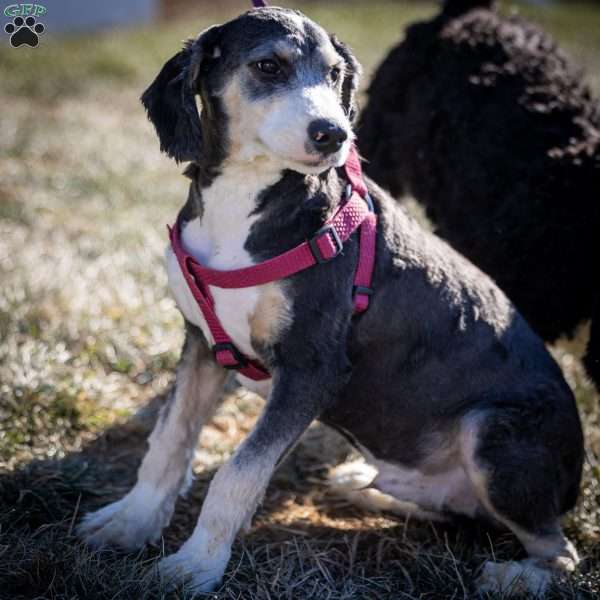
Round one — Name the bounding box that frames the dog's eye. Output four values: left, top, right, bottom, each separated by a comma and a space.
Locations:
255, 59, 281, 76
330, 67, 341, 83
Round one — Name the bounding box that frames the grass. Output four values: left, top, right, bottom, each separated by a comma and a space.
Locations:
0, 1, 598, 598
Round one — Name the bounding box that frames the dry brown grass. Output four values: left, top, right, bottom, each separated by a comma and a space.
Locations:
1, 2, 599, 598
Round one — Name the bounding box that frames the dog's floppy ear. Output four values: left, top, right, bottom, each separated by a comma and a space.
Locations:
141, 25, 221, 163
330, 35, 362, 123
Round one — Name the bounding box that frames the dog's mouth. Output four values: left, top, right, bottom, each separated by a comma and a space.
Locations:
257, 135, 354, 175
271, 141, 351, 175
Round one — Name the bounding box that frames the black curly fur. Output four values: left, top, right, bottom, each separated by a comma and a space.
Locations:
358, 0, 600, 389
441, 0, 494, 17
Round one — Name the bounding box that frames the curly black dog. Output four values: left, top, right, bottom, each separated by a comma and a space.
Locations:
358, 0, 600, 389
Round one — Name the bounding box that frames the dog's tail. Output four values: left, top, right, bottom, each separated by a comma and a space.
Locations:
441, 0, 494, 18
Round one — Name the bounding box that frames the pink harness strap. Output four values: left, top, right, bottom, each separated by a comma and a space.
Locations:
169, 146, 377, 380
344, 147, 376, 314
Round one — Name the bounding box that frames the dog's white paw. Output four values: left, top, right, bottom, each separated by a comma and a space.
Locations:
476, 560, 552, 597
328, 458, 378, 491
158, 541, 230, 593
549, 539, 580, 573
77, 485, 174, 551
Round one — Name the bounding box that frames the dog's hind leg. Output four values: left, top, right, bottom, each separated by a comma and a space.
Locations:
461, 413, 581, 597
78, 325, 227, 550
328, 459, 449, 521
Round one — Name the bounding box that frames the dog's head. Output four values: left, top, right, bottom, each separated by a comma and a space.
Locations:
141, 7, 361, 174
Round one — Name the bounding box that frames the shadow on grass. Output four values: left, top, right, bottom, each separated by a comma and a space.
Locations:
0, 393, 598, 600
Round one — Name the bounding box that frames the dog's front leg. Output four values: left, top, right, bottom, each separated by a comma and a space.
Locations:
78, 325, 227, 550
158, 369, 338, 592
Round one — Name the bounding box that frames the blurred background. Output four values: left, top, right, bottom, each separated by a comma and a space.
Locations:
1, 1, 599, 599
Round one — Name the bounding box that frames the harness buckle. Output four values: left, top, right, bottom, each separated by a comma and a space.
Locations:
344, 184, 353, 201
353, 285, 374, 297
212, 342, 248, 370
345, 183, 374, 212
308, 224, 343, 264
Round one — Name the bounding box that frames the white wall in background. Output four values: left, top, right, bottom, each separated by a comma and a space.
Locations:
40, 0, 159, 33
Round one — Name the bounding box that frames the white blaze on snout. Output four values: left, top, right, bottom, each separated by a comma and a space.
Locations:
258, 83, 352, 170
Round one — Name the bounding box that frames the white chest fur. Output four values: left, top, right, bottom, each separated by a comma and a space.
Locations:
165, 163, 287, 393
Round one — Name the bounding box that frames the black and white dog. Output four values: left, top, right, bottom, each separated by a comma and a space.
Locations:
78, 7, 584, 596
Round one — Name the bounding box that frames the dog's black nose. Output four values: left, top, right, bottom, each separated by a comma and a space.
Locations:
308, 120, 348, 155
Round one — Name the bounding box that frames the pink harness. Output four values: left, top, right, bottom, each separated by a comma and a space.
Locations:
169, 146, 377, 381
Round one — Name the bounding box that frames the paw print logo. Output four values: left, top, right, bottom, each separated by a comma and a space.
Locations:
4, 16, 45, 48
